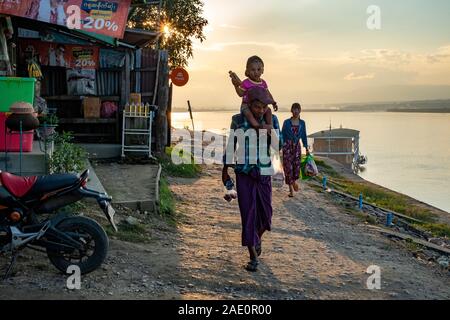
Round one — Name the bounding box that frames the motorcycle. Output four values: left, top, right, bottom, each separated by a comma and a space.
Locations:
0, 169, 117, 279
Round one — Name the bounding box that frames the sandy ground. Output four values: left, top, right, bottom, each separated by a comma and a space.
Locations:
0, 165, 449, 300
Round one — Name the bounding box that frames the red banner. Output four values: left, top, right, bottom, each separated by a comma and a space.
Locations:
0, 0, 131, 39
20, 40, 99, 69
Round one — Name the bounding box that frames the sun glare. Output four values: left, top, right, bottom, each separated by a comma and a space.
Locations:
163, 24, 171, 37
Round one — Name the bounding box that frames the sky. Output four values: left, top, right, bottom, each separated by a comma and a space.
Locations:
172, 0, 450, 110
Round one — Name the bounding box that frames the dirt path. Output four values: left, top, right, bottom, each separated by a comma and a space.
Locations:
0, 165, 449, 299
167, 165, 450, 299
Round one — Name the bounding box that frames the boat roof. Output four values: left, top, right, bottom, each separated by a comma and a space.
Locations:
308, 128, 360, 138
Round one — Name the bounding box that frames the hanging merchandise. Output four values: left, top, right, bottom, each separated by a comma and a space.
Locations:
27, 58, 43, 79
99, 49, 125, 68
67, 68, 97, 96
0, 20, 12, 76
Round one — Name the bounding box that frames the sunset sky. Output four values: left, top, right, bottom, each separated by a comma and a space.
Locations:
172, 0, 450, 111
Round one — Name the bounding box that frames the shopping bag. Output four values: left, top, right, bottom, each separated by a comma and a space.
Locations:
300, 154, 319, 180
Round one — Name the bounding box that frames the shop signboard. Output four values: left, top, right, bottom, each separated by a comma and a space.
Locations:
0, 0, 131, 39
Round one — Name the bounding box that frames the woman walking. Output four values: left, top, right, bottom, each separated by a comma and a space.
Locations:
281, 103, 309, 197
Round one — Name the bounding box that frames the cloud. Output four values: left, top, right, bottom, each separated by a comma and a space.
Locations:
193, 41, 301, 57
219, 24, 241, 29
344, 72, 375, 81
351, 49, 412, 66
426, 45, 450, 64
348, 46, 450, 68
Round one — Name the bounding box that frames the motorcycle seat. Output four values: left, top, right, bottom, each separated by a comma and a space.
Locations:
0, 172, 38, 198
27, 174, 80, 198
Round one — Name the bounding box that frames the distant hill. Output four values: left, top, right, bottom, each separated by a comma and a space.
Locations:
337, 99, 450, 113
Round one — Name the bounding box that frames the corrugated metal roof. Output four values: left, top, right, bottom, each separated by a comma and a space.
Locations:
122, 28, 159, 48
308, 128, 360, 138
76, 30, 118, 46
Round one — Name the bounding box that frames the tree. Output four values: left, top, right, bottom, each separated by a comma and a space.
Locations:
129, 0, 208, 68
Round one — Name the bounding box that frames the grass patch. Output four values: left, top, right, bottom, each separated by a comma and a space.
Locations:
338, 181, 436, 223
105, 221, 150, 243
412, 223, 450, 238
404, 238, 424, 252
160, 146, 201, 178
348, 208, 377, 225
316, 159, 438, 224
309, 183, 325, 193
316, 158, 450, 237
313, 157, 343, 179
159, 176, 175, 217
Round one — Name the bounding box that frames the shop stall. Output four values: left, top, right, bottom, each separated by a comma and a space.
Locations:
0, 1, 168, 148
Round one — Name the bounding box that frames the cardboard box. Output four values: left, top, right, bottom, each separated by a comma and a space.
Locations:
83, 97, 101, 118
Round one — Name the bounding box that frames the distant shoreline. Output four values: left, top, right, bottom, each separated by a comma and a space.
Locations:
172, 109, 450, 113
172, 98, 450, 113
386, 109, 450, 113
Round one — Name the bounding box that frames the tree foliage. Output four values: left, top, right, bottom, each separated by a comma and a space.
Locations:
129, 0, 208, 68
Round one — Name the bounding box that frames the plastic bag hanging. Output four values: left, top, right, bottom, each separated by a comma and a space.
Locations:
300, 154, 319, 180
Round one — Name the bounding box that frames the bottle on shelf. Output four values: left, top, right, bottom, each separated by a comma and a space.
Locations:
144, 103, 150, 117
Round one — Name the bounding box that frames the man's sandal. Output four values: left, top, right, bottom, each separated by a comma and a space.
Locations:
245, 259, 258, 272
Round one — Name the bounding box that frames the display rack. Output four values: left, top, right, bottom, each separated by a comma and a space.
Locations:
121, 104, 156, 158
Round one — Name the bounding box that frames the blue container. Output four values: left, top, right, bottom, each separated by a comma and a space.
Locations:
322, 176, 327, 190
386, 213, 393, 226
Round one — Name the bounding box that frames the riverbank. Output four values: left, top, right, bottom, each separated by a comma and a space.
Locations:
316, 157, 450, 236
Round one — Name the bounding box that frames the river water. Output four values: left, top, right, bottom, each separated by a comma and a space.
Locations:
172, 111, 450, 213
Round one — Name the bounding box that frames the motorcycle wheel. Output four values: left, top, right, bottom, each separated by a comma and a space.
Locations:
46, 216, 109, 275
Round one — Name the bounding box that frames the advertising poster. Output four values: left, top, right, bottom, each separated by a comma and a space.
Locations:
0, 0, 131, 39
20, 40, 99, 69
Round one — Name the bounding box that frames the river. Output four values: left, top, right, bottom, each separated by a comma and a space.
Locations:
172, 111, 450, 213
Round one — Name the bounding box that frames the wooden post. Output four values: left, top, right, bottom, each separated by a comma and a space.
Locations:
167, 82, 173, 146
120, 50, 131, 143
120, 50, 131, 109
187, 100, 194, 131
154, 50, 169, 154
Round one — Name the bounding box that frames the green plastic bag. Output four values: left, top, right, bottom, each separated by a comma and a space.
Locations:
300, 154, 319, 180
